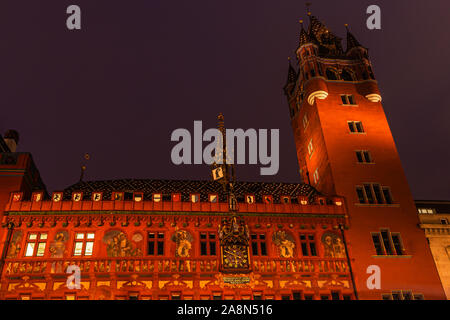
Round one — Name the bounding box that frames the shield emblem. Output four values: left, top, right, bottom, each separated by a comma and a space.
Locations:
212, 167, 224, 181
153, 193, 161, 202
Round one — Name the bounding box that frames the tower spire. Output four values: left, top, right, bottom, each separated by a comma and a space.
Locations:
305, 2, 312, 16
345, 24, 363, 52
298, 20, 309, 46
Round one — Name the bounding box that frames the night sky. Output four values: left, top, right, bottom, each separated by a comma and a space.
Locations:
1, 1, 449, 200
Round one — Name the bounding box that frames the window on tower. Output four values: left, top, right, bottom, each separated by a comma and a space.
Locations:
313, 168, 319, 184
299, 234, 317, 256
25, 232, 48, 257
250, 234, 267, 256
355, 150, 373, 163
303, 113, 309, 129
200, 232, 217, 256
148, 232, 165, 256
73, 232, 95, 256
356, 184, 394, 204
372, 230, 405, 256
341, 94, 356, 105
307, 139, 314, 157
382, 187, 393, 204
341, 69, 354, 81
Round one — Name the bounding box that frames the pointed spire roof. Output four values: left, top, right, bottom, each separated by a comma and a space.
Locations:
308, 13, 328, 38
286, 58, 297, 84
345, 24, 362, 51
298, 20, 309, 46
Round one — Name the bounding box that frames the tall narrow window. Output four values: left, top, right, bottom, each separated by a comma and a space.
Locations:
348, 95, 356, 105
313, 169, 319, 184
371, 233, 384, 255
307, 139, 314, 156
299, 234, 317, 256
372, 184, 383, 204
391, 233, 404, 255
148, 232, 165, 256
250, 234, 267, 256
341, 69, 353, 81
200, 232, 217, 256
380, 230, 394, 255
382, 188, 393, 204
326, 68, 338, 80
348, 121, 364, 133
357, 184, 394, 204
157, 233, 165, 255
355, 151, 364, 163
356, 186, 365, 204
355, 150, 372, 163
292, 292, 302, 300
73, 232, 95, 256
372, 230, 405, 256
25, 233, 47, 257
363, 184, 375, 204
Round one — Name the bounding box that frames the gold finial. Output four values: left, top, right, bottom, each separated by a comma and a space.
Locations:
299, 20, 303, 24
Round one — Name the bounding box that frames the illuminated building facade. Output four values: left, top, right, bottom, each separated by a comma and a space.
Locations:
0, 12, 447, 300
284, 12, 445, 299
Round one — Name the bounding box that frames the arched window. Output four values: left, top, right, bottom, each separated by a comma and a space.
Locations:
317, 64, 323, 76
326, 68, 338, 80
341, 69, 354, 81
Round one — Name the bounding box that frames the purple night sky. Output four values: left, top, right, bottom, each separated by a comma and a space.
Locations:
1, 1, 449, 200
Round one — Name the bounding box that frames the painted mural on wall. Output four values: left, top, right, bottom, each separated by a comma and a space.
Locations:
322, 232, 346, 258
272, 230, 295, 258
103, 230, 142, 257
49, 230, 69, 258
6, 230, 22, 258
171, 229, 193, 257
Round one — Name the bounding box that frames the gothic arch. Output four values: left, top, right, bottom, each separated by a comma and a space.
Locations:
326, 68, 338, 80
341, 69, 354, 81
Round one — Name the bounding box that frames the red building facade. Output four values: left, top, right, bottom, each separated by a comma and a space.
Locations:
0, 12, 446, 300
0, 173, 352, 300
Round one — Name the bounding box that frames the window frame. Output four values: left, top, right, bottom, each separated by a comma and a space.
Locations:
250, 233, 268, 257
299, 233, 317, 257
24, 232, 48, 257
73, 232, 95, 256
348, 121, 365, 133
147, 232, 165, 256
200, 232, 217, 256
